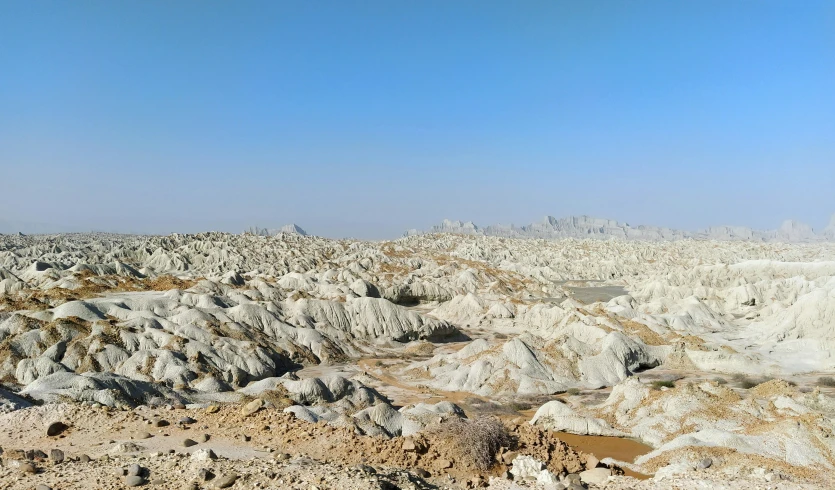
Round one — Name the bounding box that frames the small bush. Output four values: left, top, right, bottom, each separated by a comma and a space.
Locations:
427, 416, 514, 470
507, 401, 532, 412
374, 360, 384, 367
739, 379, 757, 389
731, 373, 766, 389
565, 388, 581, 396
818, 376, 835, 387
651, 380, 675, 390
714, 377, 728, 385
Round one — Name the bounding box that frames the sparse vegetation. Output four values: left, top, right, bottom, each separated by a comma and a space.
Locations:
506, 401, 532, 412
651, 380, 675, 390
817, 376, 835, 387
714, 377, 728, 385
732, 373, 772, 389
427, 416, 514, 470
565, 387, 581, 396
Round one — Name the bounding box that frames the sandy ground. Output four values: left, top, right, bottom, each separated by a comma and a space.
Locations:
0, 402, 594, 489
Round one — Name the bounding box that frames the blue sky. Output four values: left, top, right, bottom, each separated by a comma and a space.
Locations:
1, 1, 833, 238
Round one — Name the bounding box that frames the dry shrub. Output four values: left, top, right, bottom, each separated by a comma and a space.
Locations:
817, 376, 835, 387
427, 416, 513, 470
651, 380, 675, 390
732, 373, 772, 389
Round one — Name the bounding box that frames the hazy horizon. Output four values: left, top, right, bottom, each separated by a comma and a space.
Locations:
2, 211, 834, 240
2, 1, 833, 239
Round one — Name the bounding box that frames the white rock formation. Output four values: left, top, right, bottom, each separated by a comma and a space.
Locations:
411, 214, 835, 242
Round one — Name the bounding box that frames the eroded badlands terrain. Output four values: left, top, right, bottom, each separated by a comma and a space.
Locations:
1, 231, 834, 489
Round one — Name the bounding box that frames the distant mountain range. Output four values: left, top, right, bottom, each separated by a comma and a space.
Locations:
405, 214, 835, 242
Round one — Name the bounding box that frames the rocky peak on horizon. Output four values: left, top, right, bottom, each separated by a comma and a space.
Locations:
245, 224, 308, 236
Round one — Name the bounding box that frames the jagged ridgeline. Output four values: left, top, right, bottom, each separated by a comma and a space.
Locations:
406, 214, 835, 242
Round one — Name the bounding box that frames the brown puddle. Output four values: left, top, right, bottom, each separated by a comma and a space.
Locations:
552, 432, 652, 479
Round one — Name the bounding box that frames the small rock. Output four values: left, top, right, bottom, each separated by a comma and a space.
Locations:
179, 416, 197, 425
191, 449, 218, 461
579, 467, 611, 486
436, 459, 452, 469
154, 419, 170, 427
46, 421, 69, 437
698, 457, 713, 469
110, 442, 144, 454
27, 449, 48, 460
186, 483, 199, 490
585, 454, 600, 469
402, 438, 416, 451
214, 473, 239, 488
182, 438, 198, 447
50, 448, 65, 464
136, 432, 152, 440
35, 485, 52, 490
414, 468, 430, 478
19, 462, 36, 474
196, 433, 210, 443
128, 463, 142, 476
115, 467, 128, 476
206, 405, 219, 414
78, 454, 91, 463
199, 468, 216, 481
151, 479, 166, 485
357, 464, 376, 475
126, 475, 145, 487
241, 398, 263, 417
274, 452, 290, 461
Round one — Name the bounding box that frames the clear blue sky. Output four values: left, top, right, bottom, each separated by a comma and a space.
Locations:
1, 1, 833, 238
